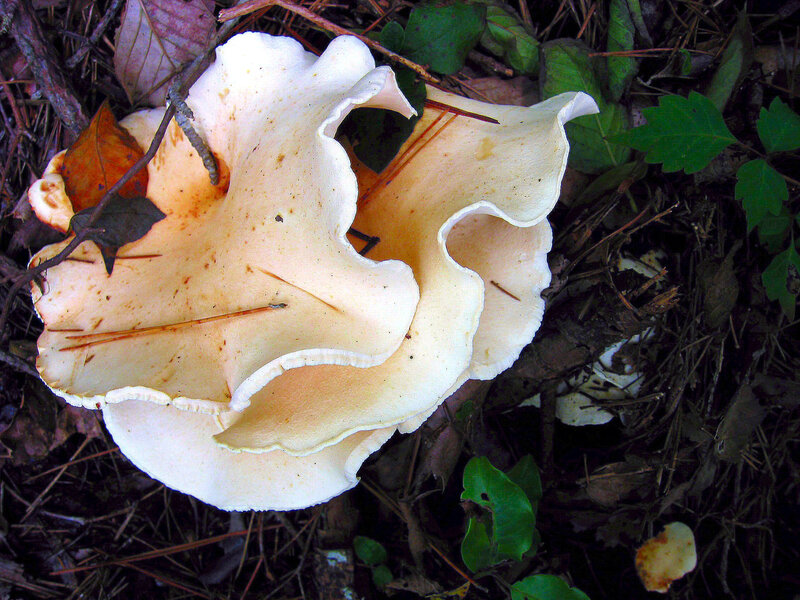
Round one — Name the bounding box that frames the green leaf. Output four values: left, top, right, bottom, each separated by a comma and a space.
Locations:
461, 517, 494, 572
379, 21, 405, 53
506, 455, 542, 512
607, 0, 637, 102
461, 456, 535, 562
341, 68, 426, 173
511, 574, 591, 600
371, 564, 393, 587
477, 2, 539, 74
757, 97, 800, 153
353, 536, 387, 566
70, 194, 166, 274
609, 92, 736, 173
735, 159, 788, 231
625, 0, 651, 45
678, 49, 693, 76
757, 206, 792, 252
540, 40, 630, 173
403, 2, 486, 74
763, 245, 800, 319
704, 11, 753, 111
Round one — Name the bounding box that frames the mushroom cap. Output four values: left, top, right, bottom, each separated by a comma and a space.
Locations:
27, 153, 72, 233
32, 33, 419, 414
29, 32, 597, 510
636, 522, 698, 593
217, 87, 597, 455
103, 399, 400, 511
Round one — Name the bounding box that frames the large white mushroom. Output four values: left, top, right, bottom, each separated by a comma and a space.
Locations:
29, 32, 596, 510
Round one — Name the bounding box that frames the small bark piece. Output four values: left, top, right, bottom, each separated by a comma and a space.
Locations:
0, 0, 89, 136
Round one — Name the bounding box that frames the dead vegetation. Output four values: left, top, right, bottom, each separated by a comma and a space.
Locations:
0, 0, 799, 599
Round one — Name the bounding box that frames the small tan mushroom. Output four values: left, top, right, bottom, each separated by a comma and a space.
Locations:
636, 522, 698, 593
29, 32, 596, 510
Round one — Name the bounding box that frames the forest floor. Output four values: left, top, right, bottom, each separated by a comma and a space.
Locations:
0, 1, 799, 599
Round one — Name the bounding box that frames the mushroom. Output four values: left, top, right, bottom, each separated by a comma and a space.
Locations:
635, 522, 697, 593
29, 32, 597, 510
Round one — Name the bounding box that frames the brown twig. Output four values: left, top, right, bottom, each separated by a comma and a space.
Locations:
218, 0, 439, 82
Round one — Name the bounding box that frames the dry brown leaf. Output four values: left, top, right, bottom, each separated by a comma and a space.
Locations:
714, 384, 766, 462
698, 242, 740, 329
462, 76, 539, 106
585, 459, 653, 507
114, 0, 216, 105
60, 101, 148, 213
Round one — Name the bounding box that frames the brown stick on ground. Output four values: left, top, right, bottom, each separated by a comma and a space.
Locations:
0, 0, 89, 136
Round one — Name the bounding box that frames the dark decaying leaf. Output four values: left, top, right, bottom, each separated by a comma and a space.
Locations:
462, 76, 538, 106
0, 383, 55, 464
704, 11, 753, 111
0, 381, 99, 465
585, 458, 652, 507
714, 384, 766, 462
70, 195, 166, 274
61, 101, 148, 213
697, 242, 740, 329
114, 0, 216, 106
342, 69, 426, 173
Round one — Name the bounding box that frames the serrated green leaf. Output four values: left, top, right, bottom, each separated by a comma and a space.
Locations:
371, 564, 393, 587
506, 455, 542, 512
70, 194, 166, 274
477, 2, 539, 74
540, 40, 630, 173
757, 97, 800, 153
341, 68, 426, 173
607, 0, 637, 102
705, 11, 753, 111
354, 536, 387, 566
511, 574, 591, 600
609, 92, 736, 173
379, 21, 405, 53
735, 159, 787, 231
461, 517, 494, 572
461, 456, 535, 563
757, 205, 792, 252
763, 245, 800, 319
403, 2, 486, 74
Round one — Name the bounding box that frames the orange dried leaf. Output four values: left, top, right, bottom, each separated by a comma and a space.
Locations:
61, 101, 148, 212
